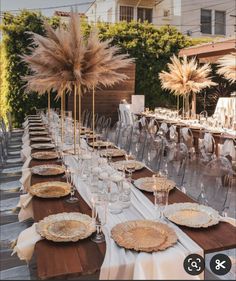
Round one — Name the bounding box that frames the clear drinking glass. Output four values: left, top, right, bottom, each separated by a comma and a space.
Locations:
107, 179, 123, 214
66, 170, 79, 203
91, 193, 108, 243
153, 189, 169, 220
125, 154, 136, 181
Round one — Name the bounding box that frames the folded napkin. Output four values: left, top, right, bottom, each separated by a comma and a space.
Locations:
22, 156, 32, 170
221, 139, 236, 160
21, 146, 31, 162
22, 120, 28, 128
139, 117, 146, 127
220, 216, 236, 227
204, 133, 214, 153
169, 125, 178, 141
181, 127, 191, 142
19, 168, 31, 192
160, 122, 168, 133
12, 223, 42, 261
17, 193, 34, 222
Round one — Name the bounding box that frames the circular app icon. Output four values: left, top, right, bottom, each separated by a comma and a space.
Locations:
184, 254, 205, 275
210, 254, 232, 275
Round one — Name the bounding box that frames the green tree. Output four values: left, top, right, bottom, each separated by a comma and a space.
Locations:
1, 10, 60, 127
0, 43, 9, 123
97, 21, 192, 109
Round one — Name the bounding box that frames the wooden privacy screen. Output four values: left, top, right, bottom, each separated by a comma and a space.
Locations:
67, 64, 136, 123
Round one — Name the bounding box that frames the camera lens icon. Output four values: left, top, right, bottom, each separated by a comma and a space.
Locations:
184, 254, 205, 275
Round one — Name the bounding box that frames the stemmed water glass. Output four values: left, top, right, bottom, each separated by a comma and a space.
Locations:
65, 167, 79, 203
125, 154, 136, 181
91, 193, 108, 243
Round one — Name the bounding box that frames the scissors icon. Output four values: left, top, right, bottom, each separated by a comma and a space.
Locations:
215, 259, 226, 270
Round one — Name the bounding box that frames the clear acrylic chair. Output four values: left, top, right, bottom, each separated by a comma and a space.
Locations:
165, 142, 188, 189
142, 133, 164, 172
198, 156, 235, 214
198, 131, 216, 163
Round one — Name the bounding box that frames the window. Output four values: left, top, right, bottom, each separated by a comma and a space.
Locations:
107, 8, 112, 23
120, 6, 134, 22
201, 9, 212, 34
215, 11, 226, 35
137, 8, 153, 23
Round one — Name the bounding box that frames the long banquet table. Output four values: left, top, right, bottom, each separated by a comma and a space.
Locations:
28, 138, 236, 279
136, 113, 236, 157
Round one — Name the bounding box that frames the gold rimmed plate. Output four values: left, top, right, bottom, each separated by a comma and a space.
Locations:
111, 220, 177, 252
29, 127, 46, 131
112, 160, 144, 171
31, 137, 52, 142
164, 203, 220, 228
100, 148, 126, 158
31, 164, 65, 176
134, 177, 175, 192
88, 141, 114, 148
31, 151, 58, 160
36, 212, 96, 242
31, 143, 55, 150
29, 181, 71, 198
29, 131, 48, 136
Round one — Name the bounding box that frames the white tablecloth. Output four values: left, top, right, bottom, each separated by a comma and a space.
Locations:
214, 97, 236, 127
65, 156, 203, 280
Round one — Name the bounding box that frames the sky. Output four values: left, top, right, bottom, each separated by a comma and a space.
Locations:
0, 0, 93, 16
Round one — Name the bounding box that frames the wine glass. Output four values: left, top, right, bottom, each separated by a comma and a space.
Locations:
153, 189, 169, 221
125, 154, 136, 181
91, 193, 108, 243
66, 169, 79, 203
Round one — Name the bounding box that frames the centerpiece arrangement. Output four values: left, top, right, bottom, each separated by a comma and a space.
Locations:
217, 52, 236, 83
159, 55, 216, 118
22, 12, 133, 153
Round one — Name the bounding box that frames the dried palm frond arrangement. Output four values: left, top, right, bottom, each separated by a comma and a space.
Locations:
217, 53, 236, 83
22, 12, 133, 153
159, 55, 216, 117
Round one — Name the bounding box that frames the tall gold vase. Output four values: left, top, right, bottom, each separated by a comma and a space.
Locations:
48, 92, 51, 120
61, 92, 64, 144
92, 86, 95, 151
73, 84, 77, 155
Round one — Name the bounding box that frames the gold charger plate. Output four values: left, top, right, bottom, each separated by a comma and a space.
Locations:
134, 176, 175, 192
31, 151, 58, 160
29, 181, 71, 198
31, 143, 55, 150
31, 164, 65, 176
31, 137, 51, 142
111, 220, 177, 252
89, 141, 114, 148
36, 212, 96, 242
29, 127, 46, 131
100, 148, 126, 158
164, 203, 220, 228
29, 131, 48, 136
112, 160, 144, 171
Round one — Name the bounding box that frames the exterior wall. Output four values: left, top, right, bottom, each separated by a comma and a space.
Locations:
86, 0, 117, 23
86, 0, 235, 38
179, 0, 235, 37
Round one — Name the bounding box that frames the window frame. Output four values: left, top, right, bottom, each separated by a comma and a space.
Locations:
119, 5, 134, 22
137, 7, 153, 23
201, 8, 212, 35
215, 10, 226, 35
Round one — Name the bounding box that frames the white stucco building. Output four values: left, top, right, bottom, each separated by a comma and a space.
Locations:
86, 0, 235, 37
